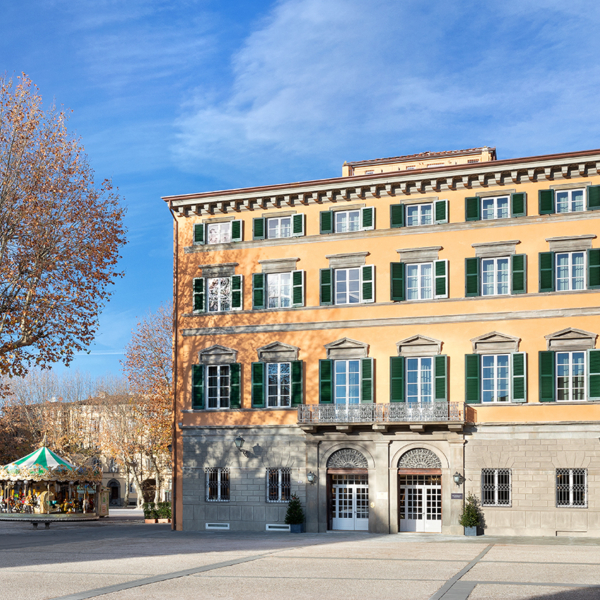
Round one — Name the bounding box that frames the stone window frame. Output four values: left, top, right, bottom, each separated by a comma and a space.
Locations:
266, 467, 291, 503
324, 338, 369, 360
544, 328, 597, 352
396, 335, 442, 357
555, 468, 587, 508
256, 342, 299, 363
471, 332, 520, 354
481, 468, 512, 507
199, 344, 238, 365
205, 467, 230, 502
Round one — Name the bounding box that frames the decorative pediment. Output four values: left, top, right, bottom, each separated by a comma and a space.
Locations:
257, 341, 299, 363
324, 338, 369, 359
396, 335, 442, 357
471, 332, 520, 354
199, 344, 238, 364
398, 448, 442, 469
545, 328, 597, 351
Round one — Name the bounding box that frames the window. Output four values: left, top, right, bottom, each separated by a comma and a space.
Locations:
481, 469, 511, 506
335, 268, 361, 304
468, 159, 479, 164
267, 273, 292, 308
267, 362, 291, 407
129, 483, 135, 494
206, 365, 230, 409
556, 252, 585, 291
406, 203, 433, 226
406, 357, 432, 403
335, 210, 361, 233
334, 360, 360, 405
406, 263, 433, 300
267, 216, 292, 239
406, 166, 415, 170
267, 468, 291, 502
556, 352, 585, 401
207, 222, 232, 244
556, 189, 584, 213
482, 354, 510, 403
108, 459, 119, 473
482, 196, 509, 220
365, 170, 374, 175
556, 469, 586, 507
481, 258, 510, 296
207, 277, 231, 312
206, 468, 230, 502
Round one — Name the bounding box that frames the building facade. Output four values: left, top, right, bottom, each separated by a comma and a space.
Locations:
165, 147, 600, 536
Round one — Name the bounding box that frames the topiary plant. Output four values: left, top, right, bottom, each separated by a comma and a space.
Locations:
284, 493, 305, 525
459, 493, 482, 528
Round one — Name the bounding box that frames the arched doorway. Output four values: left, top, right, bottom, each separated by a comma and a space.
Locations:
142, 479, 156, 503
107, 479, 121, 506
327, 449, 369, 531
398, 448, 442, 533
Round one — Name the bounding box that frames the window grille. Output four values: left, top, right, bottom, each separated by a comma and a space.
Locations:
481, 469, 511, 506
556, 469, 587, 508
205, 467, 230, 502
267, 468, 291, 502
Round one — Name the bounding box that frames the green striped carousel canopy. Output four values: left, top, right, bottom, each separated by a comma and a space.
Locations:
0, 447, 102, 483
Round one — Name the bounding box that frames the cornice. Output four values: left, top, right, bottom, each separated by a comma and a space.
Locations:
163, 149, 600, 217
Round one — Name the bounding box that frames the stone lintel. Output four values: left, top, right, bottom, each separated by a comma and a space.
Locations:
258, 258, 299, 274
396, 246, 442, 264
472, 240, 520, 258
545, 234, 596, 252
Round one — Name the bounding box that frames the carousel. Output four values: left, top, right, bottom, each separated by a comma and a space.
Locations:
0, 446, 106, 528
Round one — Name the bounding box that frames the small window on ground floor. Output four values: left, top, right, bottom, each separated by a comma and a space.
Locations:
481, 469, 511, 506
267, 468, 291, 502
556, 468, 587, 508
206, 467, 230, 502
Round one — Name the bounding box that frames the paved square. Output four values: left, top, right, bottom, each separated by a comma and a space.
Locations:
1, 511, 600, 600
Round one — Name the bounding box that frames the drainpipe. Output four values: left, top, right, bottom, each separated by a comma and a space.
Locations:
169, 204, 179, 531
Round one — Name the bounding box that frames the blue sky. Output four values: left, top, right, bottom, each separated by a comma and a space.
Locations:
2, 0, 600, 378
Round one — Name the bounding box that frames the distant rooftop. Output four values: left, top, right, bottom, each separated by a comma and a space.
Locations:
343, 146, 496, 177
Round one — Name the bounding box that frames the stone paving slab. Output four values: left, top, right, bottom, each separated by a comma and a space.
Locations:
468, 583, 600, 599
468, 562, 600, 586
482, 544, 600, 564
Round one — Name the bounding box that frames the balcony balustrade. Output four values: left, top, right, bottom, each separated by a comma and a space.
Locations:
297, 402, 465, 426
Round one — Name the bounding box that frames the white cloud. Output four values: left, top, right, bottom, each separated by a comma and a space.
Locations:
173, 0, 600, 182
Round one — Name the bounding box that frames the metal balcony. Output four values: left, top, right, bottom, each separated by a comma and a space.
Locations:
297, 402, 465, 431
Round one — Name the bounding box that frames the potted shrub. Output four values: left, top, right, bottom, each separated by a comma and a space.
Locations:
459, 493, 483, 536
143, 502, 157, 524
285, 493, 305, 533
157, 501, 172, 523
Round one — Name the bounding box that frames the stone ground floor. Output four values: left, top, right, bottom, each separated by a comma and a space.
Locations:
2, 519, 600, 600
181, 422, 600, 537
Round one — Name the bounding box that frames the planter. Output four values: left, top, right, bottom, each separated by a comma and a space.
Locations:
290, 523, 303, 533
464, 526, 482, 536
144, 518, 157, 524
157, 519, 169, 523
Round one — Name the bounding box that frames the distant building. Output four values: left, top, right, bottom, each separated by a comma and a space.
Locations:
165, 147, 600, 536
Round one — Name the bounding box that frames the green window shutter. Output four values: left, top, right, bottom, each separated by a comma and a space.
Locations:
434, 199, 448, 224
587, 185, 600, 211
465, 257, 480, 297
252, 273, 265, 309
539, 351, 555, 402
292, 270, 305, 307
511, 254, 527, 294
539, 189, 555, 215
251, 362, 265, 408
292, 213, 305, 237
361, 358, 374, 403
253, 218, 265, 240
361, 206, 375, 231
191, 365, 204, 409
390, 356, 405, 402
193, 223, 205, 245
320, 268, 333, 305
390, 262, 405, 301
229, 363, 241, 408
231, 275, 243, 310
465, 196, 480, 221
465, 354, 481, 404
361, 265, 374, 303
434, 355, 448, 402
588, 350, 600, 401
231, 220, 242, 242
193, 277, 205, 312
434, 259, 448, 298
390, 204, 405, 228
291, 360, 303, 406
511, 192, 527, 217
512, 352, 527, 403
539, 252, 555, 292
319, 359, 333, 404
587, 249, 600, 289
320, 210, 333, 234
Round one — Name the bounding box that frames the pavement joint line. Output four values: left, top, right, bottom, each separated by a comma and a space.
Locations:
461, 580, 600, 589
269, 556, 472, 562
428, 544, 494, 600
194, 575, 449, 581
46, 553, 274, 600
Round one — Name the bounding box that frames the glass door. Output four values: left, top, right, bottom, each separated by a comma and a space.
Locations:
331, 474, 369, 531
399, 474, 442, 532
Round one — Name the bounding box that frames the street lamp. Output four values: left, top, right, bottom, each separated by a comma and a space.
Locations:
453, 472, 465, 486
306, 472, 316, 484
234, 436, 245, 450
